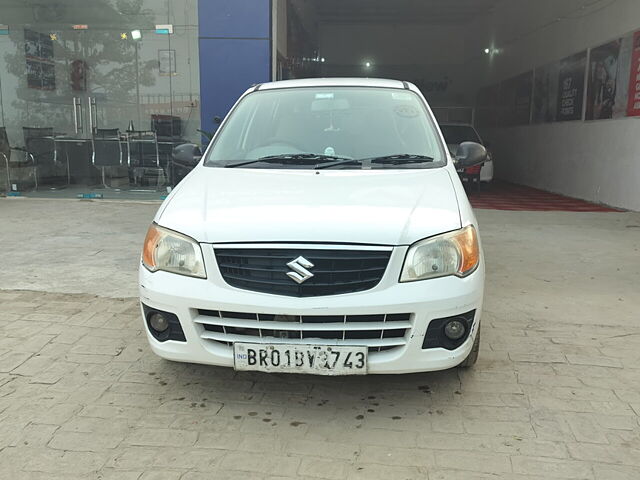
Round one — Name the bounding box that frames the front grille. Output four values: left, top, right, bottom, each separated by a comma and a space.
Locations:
214, 248, 391, 297
195, 310, 412, 353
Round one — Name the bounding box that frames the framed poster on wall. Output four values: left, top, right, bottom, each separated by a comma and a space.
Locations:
556, 51, 587, 122
159, 49, 176, 76
532, 61, 560, 123
499, 71, 533, 127
586, 39, 624, 120
24, 29, 56, 90
627, 30, 640, 116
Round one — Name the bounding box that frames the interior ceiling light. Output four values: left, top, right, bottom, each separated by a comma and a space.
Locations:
131, 29, 142, 40
484, 47, 501, 55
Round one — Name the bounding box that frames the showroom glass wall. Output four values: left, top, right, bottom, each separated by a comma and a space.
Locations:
0, 0, 200, 197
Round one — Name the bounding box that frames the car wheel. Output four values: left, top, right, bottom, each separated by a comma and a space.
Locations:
459, 325, 480, 368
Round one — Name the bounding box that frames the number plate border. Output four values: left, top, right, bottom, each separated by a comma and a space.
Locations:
233, 343, 368, 376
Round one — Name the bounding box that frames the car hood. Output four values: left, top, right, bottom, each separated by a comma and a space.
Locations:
157, 167, 462, 245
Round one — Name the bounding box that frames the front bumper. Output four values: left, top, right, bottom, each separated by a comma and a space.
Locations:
139, 246, 484, 375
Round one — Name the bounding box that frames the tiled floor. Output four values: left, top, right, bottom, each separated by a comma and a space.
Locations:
1, 199, 640, 478
468, 182, 621, 212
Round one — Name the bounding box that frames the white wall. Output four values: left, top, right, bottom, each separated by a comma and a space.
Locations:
465, 0, 640, 211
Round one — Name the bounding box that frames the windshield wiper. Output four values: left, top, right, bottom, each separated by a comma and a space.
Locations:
315, 158, 363, 170
366, 154, 435, 165
225, 153, 351, 168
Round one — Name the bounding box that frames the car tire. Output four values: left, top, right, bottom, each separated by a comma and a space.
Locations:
459, 325, 480, 368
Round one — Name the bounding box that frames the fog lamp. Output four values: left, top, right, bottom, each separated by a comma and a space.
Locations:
149, 313, 169, 332
444, 319, 466, 340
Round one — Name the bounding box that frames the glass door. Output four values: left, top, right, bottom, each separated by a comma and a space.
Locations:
0, 0, 200, 195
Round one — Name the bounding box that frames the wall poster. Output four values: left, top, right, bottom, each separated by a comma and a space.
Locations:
627, 30, 640, 117
24, 29, 56, 90
159, 49, 176, 76
585, 38, 633, 120
532, 61, 560, 123
556, 51, 587, 122
499, 71, 533, 126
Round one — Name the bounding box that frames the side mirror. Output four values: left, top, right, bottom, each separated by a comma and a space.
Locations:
455, 141, 487, 168
172, 143, 202, 167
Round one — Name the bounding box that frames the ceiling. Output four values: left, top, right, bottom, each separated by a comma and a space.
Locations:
309, 0, 503, 25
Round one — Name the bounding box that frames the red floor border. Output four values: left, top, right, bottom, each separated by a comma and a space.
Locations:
467, 182, 622, 212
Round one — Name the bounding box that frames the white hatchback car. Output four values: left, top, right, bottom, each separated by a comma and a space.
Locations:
139, 78, 487, 375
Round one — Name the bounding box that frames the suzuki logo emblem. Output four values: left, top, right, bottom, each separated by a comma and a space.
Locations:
286, 256, 315, 284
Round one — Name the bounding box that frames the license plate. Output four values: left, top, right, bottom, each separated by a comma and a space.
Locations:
233, 343, 367, 375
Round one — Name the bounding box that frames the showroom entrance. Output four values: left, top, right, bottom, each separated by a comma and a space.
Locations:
1, 0, 638, 211
0, 0, 200, 199
270, 0, 640, 211
274, 0, 493, 122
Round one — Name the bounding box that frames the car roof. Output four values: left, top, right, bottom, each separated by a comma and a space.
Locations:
258, 77, 408, 91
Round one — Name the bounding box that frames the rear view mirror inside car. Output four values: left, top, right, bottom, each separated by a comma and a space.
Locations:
311, 98, 350, 112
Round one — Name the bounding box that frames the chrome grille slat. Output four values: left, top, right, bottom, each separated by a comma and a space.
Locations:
194, 316, 411, 332
342, 315, 346, 341
200, 331, 407, 348
195, 310, 411, 353
378, 314, 387, 352
217, 264, 388, 274
219, 310, 227, 335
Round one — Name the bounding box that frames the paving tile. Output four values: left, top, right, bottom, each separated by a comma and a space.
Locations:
125, 428, 198, 447
434, 451, 512, 475
0, 272, 639, 480
298, 457, 351, 479
511, 456, 595, 479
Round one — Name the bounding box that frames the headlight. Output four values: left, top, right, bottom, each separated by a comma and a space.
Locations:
400, 225, 479, 282
142, 224, 206, 278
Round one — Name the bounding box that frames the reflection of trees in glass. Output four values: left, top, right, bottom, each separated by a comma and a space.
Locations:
3, 0, 157, 136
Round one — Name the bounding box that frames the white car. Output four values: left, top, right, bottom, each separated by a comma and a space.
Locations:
440, 123, 494, 183
139, 78, 486, 375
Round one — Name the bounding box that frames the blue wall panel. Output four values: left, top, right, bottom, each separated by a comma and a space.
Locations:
198, 0, 271, 139
198, 0, 271, 38
198, 38, 271, 135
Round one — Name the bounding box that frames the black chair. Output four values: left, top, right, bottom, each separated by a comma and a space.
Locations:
23, 127, 69, 189
92, 128, 123, 188
126, 130, 165, 190
1, 127, 36, 192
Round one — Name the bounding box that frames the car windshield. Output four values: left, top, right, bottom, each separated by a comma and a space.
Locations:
204, 86, 445, 169
440, 125, 481, 145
